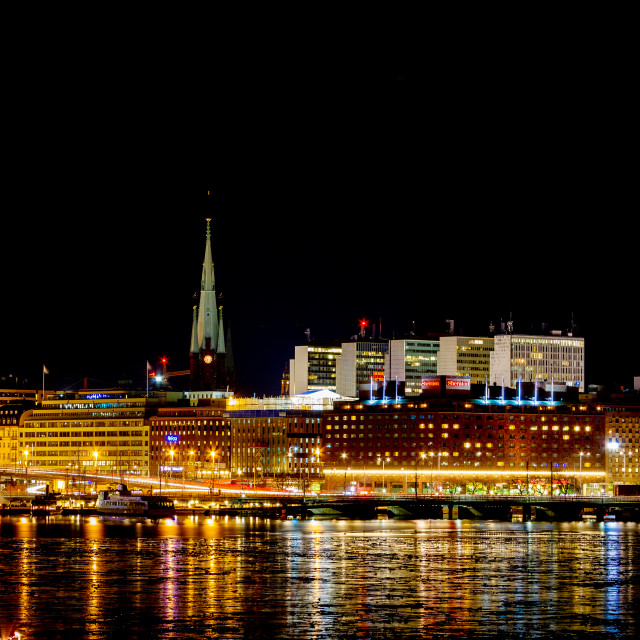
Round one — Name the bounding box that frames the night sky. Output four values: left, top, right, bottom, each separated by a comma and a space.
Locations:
1, 36, 636, 395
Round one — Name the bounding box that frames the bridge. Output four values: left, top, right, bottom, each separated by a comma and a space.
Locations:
227, 494, 640, 522
3, 466, 640, 522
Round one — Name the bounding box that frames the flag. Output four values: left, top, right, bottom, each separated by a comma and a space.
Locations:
147, 361, 152, 371
43, 365, 49, 374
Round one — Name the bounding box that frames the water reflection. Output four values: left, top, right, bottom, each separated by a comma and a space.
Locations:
0, 515, 638, 639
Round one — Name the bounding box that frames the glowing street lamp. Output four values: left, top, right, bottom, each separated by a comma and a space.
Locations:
377, 456, 390, 493
437, 452, 449, 494
93, 451, 99, 492
414, 452, 426, 497
342, 452, 348, 493
579, 451, 589, 494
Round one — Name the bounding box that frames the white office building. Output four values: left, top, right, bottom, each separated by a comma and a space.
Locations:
335, 340, 387, 397
289, 344, 342, 395
385, 339, 440, 396
437, 336, 495, 384
490, 333, 585, 392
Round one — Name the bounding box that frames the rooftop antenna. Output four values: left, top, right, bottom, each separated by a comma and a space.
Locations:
446, 319, 455, 335
507, 312, 514, 334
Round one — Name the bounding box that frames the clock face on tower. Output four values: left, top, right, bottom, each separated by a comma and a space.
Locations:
203, 355, 213, 364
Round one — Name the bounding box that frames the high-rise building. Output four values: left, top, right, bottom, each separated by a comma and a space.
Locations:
335, 340, 387, 398
490, 333, 585, 392
189, 219, 231, 391
289, 343, 342, 395
437, 336, 494, 384
386, 339, 440, 396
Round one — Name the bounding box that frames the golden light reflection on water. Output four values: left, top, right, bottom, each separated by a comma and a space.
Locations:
1, 517, 639, 639
87, 539, 101, 636
163, 538, 179, 623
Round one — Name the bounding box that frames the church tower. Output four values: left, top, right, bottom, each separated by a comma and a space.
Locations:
189, 218, 228, 390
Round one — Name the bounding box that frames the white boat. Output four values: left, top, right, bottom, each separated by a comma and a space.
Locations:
96, 484, 175, 518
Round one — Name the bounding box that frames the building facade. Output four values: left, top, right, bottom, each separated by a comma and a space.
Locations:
225, 408, 323, 485
437, 336, 494, 384
386, 339, 440, 396
336, 340, 387, 398
490, 333, 585, 392
0, 401, 25, 467
19, 391, 150, 482
290, 343, 342, 394
148, 399, 229, 481
602, 400, 640, 488
322, 397, 606, 495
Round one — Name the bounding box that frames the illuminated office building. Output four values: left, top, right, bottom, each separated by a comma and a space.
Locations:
386, 339, 440, 396
19, 390, 150, 479
336, 340, 387, 398
289, 343, 342, 394
490, 334, 585, 392
437, 336, 494, 384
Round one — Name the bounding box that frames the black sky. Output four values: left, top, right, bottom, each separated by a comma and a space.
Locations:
1, 30, 637, 395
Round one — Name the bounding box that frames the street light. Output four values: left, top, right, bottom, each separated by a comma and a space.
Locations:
23, 449, 29, 486
578, 451, 590, 494
377, 456, 390, 493
93, 451, 99, 492
210, 451, 216, 497
437, 452, 449, 495
342, 452, 348, 493
414, 453, 426, 497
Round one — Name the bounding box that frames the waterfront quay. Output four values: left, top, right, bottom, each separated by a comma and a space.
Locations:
205, 494, 640, 522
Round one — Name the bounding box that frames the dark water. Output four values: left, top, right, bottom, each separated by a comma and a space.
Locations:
1, 515, 639, 640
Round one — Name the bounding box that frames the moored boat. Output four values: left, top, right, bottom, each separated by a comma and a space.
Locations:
31, 491, 62, 516
96, 484, 175, 518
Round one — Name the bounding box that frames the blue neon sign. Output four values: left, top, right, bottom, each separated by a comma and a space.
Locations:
166, 434, 179, 443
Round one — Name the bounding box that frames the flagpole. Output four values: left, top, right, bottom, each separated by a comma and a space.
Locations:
42, 365, 47, 405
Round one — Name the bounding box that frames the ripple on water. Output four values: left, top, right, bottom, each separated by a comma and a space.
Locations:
0, 518, 638, 639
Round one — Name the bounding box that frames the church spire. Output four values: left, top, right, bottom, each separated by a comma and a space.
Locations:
196, 218, 218, 351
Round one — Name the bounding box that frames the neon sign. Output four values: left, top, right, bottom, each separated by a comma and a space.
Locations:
166, 434, 179, 443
